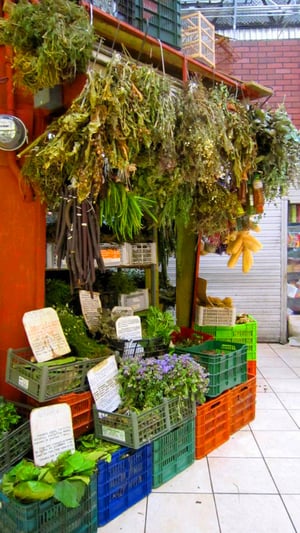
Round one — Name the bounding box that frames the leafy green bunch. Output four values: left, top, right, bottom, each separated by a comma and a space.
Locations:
118, 352, 209, 410
143, 306, 178, 345
0, 400, 21, 438
1, 450, 95, 508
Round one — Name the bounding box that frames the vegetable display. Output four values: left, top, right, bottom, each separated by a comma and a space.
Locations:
1, 450, 96, 508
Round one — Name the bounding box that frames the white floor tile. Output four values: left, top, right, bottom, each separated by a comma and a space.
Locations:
256, 391, 285, 409
253, 430, 300, 457
208, 457, 277, 493
146, 493, 220, 533
259, 366, 299, 378
152, 457, 212, 493
97, 499, 147, 532
215, 494, 296, 533
277, 392, 300, 409
282, 495, 300, 531
249, 409, 298, 430
265, 458, 300, 494
258, 356, 288, 368
208, 430, 262, 458
288, 409, 300, 427
266, 378, 300, 393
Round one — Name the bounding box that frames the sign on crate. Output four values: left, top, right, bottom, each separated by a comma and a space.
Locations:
87, 355, 121, 412
30, 404, 75, 466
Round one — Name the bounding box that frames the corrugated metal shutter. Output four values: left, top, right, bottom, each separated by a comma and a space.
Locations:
168, 200, 287, 342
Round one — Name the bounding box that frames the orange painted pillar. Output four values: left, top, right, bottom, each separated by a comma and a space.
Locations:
0, 46, 46, 400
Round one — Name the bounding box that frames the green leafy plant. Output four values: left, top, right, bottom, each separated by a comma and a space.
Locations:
0, 399, 21, 438
1, 450, 96, 508
143, 306, 178, 345
55, 305, 112, 359
117, 352, 209, 410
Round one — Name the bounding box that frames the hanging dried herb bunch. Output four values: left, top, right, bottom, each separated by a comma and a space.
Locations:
18, 54, 177, 235
0, 0, 95, 91
249, 104, 300, 201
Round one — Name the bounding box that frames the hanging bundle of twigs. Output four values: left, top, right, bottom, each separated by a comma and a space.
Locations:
55, 187, 104, 293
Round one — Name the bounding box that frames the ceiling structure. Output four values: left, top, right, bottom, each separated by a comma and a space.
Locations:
181, 0, 300, 31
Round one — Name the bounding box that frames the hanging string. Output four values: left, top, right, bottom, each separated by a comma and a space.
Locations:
158, 39, 165, 76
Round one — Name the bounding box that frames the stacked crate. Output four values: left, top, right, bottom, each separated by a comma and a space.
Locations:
175, 326, 256, 459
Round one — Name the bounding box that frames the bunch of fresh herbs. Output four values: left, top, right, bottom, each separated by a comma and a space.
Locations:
117, 352, 209, 411
0, 399, 21, 438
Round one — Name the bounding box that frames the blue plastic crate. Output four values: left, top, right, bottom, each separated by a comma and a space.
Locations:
97, 444, 152, 526
0, 474, 97, 533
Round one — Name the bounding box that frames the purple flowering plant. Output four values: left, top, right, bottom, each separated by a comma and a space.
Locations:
117, 353, 209, 411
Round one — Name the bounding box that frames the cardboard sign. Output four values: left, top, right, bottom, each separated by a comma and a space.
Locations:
30, 404, 75, 466
23, 307, 70, 362
87, 355, 121, 412
79, 290, 101, 333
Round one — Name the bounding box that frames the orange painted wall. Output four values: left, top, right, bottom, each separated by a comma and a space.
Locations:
0, 46, 46, 400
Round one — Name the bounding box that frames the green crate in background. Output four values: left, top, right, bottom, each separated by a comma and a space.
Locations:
197, 317, 257, 361
134, 0, 181, 49
176, 340, 247, 398
152, 418, 195, 489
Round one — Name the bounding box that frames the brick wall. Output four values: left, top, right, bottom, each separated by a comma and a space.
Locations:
216, 38, 300, 128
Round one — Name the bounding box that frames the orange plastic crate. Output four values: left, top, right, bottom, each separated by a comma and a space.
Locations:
27, 391, 94, 438
229, 374, 256, 434
247, 360, 257, 376
195, 391, 230, 459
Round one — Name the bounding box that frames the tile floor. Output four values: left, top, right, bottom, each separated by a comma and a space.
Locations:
98, 343, 300, 533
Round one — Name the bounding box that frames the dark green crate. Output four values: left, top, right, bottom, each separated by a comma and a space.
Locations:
197, 317, 257, 361
134, 0, 181, 49
176, 340, 247, 397
5, 347, 108, 402
93, 397, 195, 449
0, 474, 97, 533
152, 418, 195, 489
0, 401, 32, 475
0, 420, 31, 475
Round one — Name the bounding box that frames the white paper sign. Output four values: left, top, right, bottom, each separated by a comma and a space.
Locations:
87, 355, 121, 412
30, 404, 75, 466
79, 290, 101, 333
23, 307, 70, 362
116, 316, 142, 340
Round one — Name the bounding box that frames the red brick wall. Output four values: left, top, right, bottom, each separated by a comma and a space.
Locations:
216, 38, 300, 128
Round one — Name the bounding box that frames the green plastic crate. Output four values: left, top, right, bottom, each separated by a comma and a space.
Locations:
93, 397, 195, 449
0, 474, 97, 533
5, 347, 108, 402
176, 340, 247, 398
0, 417, 31, 475
197, 317, 257, 360
134, 0, 181, 49
152, 418, 195, 489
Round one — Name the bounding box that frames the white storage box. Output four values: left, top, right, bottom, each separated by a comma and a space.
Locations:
119, 289, 149, 312
195, 305, 236, 326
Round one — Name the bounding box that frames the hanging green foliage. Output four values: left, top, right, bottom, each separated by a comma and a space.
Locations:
0, 0, 94, 91
249, 104, 300, 201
